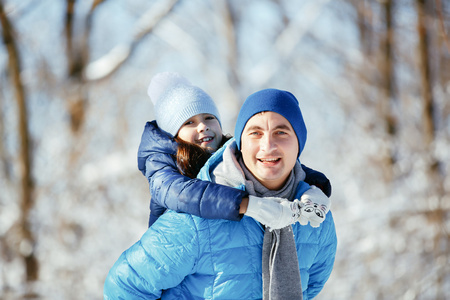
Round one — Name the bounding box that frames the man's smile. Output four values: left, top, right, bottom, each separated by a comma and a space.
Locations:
257, 157, 281, 165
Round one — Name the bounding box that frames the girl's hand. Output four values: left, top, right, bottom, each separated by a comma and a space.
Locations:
297, 186, 330, 227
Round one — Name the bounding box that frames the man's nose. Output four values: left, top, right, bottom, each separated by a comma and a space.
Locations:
260, 135, 276, 152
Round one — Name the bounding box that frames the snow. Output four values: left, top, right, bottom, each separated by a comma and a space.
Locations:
0, 0, 449, 299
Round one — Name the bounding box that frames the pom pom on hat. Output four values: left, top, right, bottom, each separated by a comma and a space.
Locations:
147, 72, 221, 137
147, 72, 191, 105
234, 88, 307, 158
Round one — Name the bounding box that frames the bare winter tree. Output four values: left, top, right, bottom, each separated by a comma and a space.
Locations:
0, 0, 38, 282
0, 0, 181, 293
378, 0, 397, 180
65, 0, 180, 133
416, 0, 448, 298
324, 0, 449, 298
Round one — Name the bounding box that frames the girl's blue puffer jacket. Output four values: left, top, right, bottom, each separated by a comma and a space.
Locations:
137, 121, 248, 227
105, 140, 337, 300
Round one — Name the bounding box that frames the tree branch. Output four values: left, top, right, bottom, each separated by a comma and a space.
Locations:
248, 0, 332, 87
84, 0, 180, 81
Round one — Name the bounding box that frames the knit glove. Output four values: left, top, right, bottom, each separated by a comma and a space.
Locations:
298, 185, 330, 228
246, 195, 301, 230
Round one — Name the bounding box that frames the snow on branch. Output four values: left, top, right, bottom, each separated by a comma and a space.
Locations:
84, 0, 180, 81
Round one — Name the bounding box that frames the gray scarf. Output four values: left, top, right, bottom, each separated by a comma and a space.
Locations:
212, 142, 304, 300
240, 158, 304, 300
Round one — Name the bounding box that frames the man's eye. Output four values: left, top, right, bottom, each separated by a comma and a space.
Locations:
276, 131, 287, 135
249, 132, 260, 136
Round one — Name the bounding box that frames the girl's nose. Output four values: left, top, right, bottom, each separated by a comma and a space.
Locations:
197, 122, 209, 132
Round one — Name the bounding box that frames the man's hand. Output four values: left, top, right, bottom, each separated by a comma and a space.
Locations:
297, 186, 330, 227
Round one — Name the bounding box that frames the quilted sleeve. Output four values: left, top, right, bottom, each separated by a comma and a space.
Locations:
103, 213, 199, 299
301, 164, 332, 198
306, 212, 337, 299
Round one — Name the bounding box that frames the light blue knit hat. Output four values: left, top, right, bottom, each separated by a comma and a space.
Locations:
148, 72, 221, 137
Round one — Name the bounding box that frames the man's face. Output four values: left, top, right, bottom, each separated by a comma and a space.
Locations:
240, 111, 299, 190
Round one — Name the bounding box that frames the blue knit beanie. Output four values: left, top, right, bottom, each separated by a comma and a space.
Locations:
147, 72, 221, 137
234, 88, 307, 157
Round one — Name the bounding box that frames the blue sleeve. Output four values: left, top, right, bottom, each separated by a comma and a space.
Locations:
103, 213, 199, 299
138, 122, 248, 226
306, 212, 337, 299
301, 164, 332, 197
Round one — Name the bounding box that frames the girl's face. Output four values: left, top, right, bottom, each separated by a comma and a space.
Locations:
177, 113, 223, 153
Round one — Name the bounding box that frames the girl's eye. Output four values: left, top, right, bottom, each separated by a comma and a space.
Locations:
205, 116, 215, 120
184, 121, 193, 126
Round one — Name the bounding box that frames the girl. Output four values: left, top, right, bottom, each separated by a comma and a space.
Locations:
137, 72, 331, 228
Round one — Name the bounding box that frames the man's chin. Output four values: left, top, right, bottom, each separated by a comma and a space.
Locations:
254, 172, 290, 190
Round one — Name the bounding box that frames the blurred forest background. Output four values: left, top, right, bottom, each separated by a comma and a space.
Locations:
0, 0, 449, 299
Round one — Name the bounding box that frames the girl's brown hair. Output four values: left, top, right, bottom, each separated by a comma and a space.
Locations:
174, 134, 232, 179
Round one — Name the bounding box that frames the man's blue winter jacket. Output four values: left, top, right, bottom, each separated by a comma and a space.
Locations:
105, 140, 337, 300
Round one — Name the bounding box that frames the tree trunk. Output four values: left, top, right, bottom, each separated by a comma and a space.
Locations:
379, 0, 397, 181
417, 0, 435, 147
65, 0, 87, 133
416, 1, 446, 298
354, 0, 373, 55
0, 0, 38, 281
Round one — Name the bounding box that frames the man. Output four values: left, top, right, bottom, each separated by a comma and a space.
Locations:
104, 88, 337, 300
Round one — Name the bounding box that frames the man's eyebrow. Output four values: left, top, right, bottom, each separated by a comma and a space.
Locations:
244, 125, 264, 132
273, 124, 292, 131
244, 124, 293, 131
